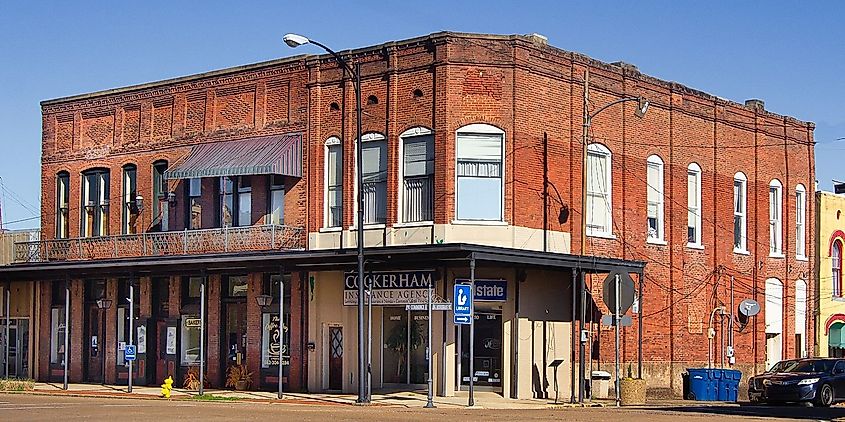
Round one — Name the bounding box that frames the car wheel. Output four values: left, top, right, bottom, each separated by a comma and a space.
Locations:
816, 384, 834, 407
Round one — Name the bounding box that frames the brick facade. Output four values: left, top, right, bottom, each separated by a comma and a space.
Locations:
35, 32, 814, 392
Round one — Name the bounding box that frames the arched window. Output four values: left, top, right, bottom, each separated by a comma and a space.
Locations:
56, 171, 70, 239
586, 143, 612, 236
324, 137, 342, 228
399, 127, 434, 223
769, 179, 783, 256
359, 132, 387, 225
646, 155, 664, 242
834, 240, 843, 298
733, 172, 748, 252
796, 184, 807, 258
122, 164, 138, 234
81, 168, 110, 237
687, 163, 702, 246
455, 124, 504, 221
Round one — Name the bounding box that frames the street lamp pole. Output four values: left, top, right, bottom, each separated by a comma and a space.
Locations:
579, 68, 649, 403
283, 33, 368, 404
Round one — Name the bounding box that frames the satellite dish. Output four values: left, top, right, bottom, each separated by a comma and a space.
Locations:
738, 299, 760, 317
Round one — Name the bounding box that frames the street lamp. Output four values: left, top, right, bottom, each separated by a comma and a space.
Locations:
283, 33, 368, 404
577, 69, 649, 404
96, 297, 112, 385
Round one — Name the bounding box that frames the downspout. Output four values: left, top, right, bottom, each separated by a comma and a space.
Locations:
544, 132, 549, 252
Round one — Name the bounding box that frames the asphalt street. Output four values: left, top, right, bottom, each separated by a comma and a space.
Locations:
3, 394, 845, 421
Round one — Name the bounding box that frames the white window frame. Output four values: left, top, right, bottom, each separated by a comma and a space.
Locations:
769, 179, 783, 257
586, 143, 613, 237
686, 163, 702, 248
353, 132, 388, 227
794, 279, 807, 358
646, 155, 665, 244
398, 126, 434, 225
733, 172, 748, 253
323, 137, 342, 229
795, 184, 807, 259
454, 123, 505, 223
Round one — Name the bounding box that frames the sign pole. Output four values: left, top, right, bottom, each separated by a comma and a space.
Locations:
468, 257, 475, 407
425, 275, 435, 408
279, 273, 284, 400
199, 277, 205, 396
456, 315, 461, 392
64, 279, 69, 390
614, 273, 620, 408
366, 285, 372, 400
128, 281, 134, 393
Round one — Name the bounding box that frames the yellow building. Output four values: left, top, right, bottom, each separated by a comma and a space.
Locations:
815, 191, 845, 357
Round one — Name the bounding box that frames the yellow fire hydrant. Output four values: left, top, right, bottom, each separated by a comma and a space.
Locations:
160, 376, 173, 399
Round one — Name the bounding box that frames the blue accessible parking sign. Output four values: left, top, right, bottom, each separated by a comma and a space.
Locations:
124, 344, 136, 361
453, 284, 473, 325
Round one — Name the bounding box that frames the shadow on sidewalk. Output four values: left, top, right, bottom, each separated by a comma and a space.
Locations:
648, 403, 845, 420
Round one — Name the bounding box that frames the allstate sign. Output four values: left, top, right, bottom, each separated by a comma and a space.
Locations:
455, 279, 507, 302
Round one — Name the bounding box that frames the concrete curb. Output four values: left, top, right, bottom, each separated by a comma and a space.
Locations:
0, 389, 350, 406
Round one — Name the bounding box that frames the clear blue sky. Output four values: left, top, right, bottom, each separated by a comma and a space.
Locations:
0, 1, 842, 230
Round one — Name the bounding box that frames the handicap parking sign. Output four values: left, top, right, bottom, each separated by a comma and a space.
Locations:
124, 344, 136, 361
453, 284, 473, 325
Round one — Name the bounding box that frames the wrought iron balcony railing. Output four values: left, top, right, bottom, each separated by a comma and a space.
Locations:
14, 224, 305, 263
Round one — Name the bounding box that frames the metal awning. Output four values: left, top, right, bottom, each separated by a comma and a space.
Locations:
165, 132, 303, 180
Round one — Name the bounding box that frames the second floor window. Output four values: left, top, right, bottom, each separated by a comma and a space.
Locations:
834, 240, 843, 298
586, 143, 612, 236
687, 163, 702, 246
219, 176, 251, 227
122, 164, 138, 234
56, 172, 70, 239
401, 128, 434, 223
646, 155, 664, 242
152, 160, 168, 223
733, 172, 747, 252
456, 124, 504, 221
82, 169, 109, 237
325, 137, 342, 228
268, 175, 285, 225
361, 133, 387, 225
187, 178, 202, 230
769, 179, 783, 256
796, 184, 807, 258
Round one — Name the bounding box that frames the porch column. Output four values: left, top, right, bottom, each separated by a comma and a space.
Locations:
246, 272, 262, 389
104, 278, 118, 384
206, 274, 222, 386
289, 271, 304, 392
69, 279, 84, 382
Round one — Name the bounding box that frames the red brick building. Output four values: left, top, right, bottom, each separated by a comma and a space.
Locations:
0, 32, 814, 398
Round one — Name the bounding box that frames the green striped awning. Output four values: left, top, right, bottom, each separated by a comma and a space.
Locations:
165, 133, 302, 180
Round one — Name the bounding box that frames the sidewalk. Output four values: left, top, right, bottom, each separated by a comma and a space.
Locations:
21, 382, 615, 409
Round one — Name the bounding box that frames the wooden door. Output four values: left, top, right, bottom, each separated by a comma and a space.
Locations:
328, 326, 343, 390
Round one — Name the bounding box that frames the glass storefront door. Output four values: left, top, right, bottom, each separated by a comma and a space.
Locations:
460, 311, 503, 389
382, 307, 428, 385
0, 319, 29, 378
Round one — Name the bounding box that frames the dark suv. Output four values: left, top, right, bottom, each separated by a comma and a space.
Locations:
748, 358, 845, 406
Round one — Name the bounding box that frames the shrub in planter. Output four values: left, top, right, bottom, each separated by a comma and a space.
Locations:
0, 378, 35, 391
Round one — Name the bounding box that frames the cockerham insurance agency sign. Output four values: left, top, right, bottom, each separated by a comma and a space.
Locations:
343, 270, 437, 306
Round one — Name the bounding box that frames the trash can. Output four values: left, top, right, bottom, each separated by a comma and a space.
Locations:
591, 370, 612, 399
686, 368, 717, 401
717, 369, 742, 402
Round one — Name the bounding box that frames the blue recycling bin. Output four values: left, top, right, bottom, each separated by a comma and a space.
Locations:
687, 368, 717, 401
717, 369, 742, 402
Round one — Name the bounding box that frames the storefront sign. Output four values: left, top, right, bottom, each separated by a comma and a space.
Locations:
455, 279, 507, 302
184, 318, 201, 328
343, 270, 437, 306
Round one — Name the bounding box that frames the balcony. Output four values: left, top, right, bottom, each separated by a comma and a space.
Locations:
13, 225, 305, 263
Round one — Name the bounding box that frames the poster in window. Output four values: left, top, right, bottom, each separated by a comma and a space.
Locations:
166, 326, 177, 355
262, 313, 289, 368
137, 325, 147, 354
